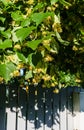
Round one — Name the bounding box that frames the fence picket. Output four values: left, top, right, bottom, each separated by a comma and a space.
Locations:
53, 92, 60, 130
27, 86, 35, 130
67, 88, 73, 130
73, 92, 80, 130
60, 89, 67, 130
45, 89, 53, 130
79, 90, 84, 130
6, 85, 17, 130
36, 87, 45, 130
18, 87, 26, 130
0, 85, 6, 130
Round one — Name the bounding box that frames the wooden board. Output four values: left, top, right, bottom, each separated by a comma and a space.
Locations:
60, 89, 67, 130
18, 87, 26, 130
73, 92, 80, 130
27, 86, 35, 130
36, 87, 45, 130
45, 88, 53, 130
53, 92, 60, 130
6, 85, 17, 130
80, 91, 84, 130
0, 85, 6, 130
67, 87, 73, 130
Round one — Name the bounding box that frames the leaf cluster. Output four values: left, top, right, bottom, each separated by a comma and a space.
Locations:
0, 0, 84, 89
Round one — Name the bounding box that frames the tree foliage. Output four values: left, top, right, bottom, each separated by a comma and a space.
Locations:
0, 0, 84, 90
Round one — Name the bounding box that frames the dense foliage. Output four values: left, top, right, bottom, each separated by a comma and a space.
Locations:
0, 0, 84, 90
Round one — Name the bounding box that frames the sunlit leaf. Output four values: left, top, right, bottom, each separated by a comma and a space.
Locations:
17, 52, 27, 63
31, 12, 54, 26
0, 0, 11, 6
0, 17, 5, 23
25, 70, 33, 79
50, 0, 59, 5
55, 31, 70, 45
0, 39, 12, 49
59, 0, 71, 6
33, 2, 45, 11
21, 18, 30, 27
11, 11, 24, 21
27, 39, 42, 50
1, 29, 11, 38
0, 62, 16, 82
16, 26, 36, 41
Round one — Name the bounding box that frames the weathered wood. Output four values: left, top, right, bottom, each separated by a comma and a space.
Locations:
36, 87, 45, 130
60, 89, 67, 130
53, 92, 60, 130
45, 88, 53, 130
1, 85, 84, 130
0, 84, 6, 130
73, 92, 80, 130
27, 86, 35, 130
67, 88, 73, 130
18, 87, 26, 130
79, 91, 84, 130
6, 85, 17, 130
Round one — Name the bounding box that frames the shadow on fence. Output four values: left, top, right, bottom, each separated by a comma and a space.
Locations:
0, 83, 77, 130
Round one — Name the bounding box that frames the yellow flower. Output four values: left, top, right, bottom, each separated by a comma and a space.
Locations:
53, 88, 59, 93
7, 55, 15, 62
47, 6, 52, 11
52, 23, 62, 33
26, 8, 32, 16
35, 68, 43, 73
13, 70, 20, 77
72, 46, 78, 51
42, 31, 47, 36
42, 39, 51, 45
44, 55, 54, 62
51, 83, 55, 87
17, 64, 24, 69
14, 44, 21, 50
76, 78, 81, 83
42, 74, 51, 81
27, 0, 34, 5
0, 77, 3, 83
26, 86, 29, 93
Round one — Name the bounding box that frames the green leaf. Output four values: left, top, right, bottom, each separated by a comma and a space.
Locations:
50, 40, 59, 54
0, 0, 10, 6
80, 30, 84, 35
50, 0, 59, 5
21, 18, 30, 27
33, 2, 45, 11
16, 52, 27, 63
0, 39, 12, 49
0, 17, 5, 23
0, 62, 16, 82
31, 12, 54, 26
59, 0, 71, 6
27, 53, 34, 66
11, 11, 24, 21
65, 74, 71, 82
27, 52, 42, 66
27, 39, 42, 50
16, 26, 36, 42
25, 70, 33, 79
0, 27, 5, 31
1, 29, 11, 39
55, 31, 70, 45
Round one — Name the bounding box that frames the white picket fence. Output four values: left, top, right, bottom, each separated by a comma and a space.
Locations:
0, 84, 84, 130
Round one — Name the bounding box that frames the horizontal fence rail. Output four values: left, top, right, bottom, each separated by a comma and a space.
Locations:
0, 84, 84, 130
